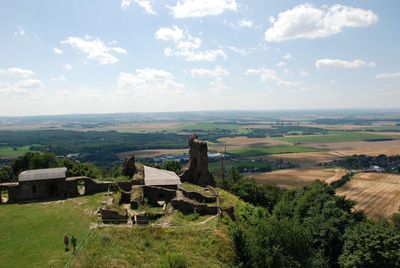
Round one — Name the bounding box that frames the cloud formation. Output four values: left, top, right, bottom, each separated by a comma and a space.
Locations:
245, 68, 297, 87
62, 36, 127, 65
376, 72, 400, 79
315, 59, 375, 69
121, 0, 156, 15
265, 4, 378, 42
0, 67, 43, 95
170, 0, 237, 18
155, 26, 227, 62
189, 66, 229, 78
116, 68, 184, 96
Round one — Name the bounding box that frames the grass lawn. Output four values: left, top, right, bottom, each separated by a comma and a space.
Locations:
228, 145, 322, 157
0, 193, 105, 268
277, 131, 394, 144
0, 145, 33, 158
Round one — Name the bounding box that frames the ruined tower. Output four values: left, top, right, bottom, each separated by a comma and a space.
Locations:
180, 134, 215, 186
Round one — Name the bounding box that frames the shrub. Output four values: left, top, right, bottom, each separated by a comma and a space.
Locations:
160, 252, 188, 268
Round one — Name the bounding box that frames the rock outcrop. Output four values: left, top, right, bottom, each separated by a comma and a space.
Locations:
180, 134, 215, 186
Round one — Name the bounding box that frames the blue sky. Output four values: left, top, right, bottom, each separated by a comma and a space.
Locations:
0, 0, 399, 116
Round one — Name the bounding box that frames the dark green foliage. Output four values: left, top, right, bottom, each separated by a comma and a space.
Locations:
330, 173, 354, 189
339, 221, 400, 267
61, 158, 102, 179
0, 165, 14, 182
160, 160, 182, 174
11, 152, 60, 178
392, 213, 400, 228
231, 179, 285, 212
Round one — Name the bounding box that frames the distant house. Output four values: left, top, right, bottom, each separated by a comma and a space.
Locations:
0, 167, 111, 203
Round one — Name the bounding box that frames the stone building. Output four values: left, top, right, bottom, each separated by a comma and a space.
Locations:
0, 167, 111, 203
180, 134, 215, 186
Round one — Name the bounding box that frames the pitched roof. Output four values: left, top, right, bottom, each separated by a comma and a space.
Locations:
143, 165, 181, 186
18, 167, 67, 182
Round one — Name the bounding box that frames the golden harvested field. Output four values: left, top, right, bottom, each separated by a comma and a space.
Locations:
266, 140, 400, 166
117, 148, 187, 159
336, 172, 400, 218
250, 168, 346, 188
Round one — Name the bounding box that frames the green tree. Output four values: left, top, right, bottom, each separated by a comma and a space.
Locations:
339, 221, 400, 267
160, 160, 182, 175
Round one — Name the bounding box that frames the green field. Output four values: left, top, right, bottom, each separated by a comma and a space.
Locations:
278, 131, 394, 144
177, 122, 248, 134
0, 145, 33, 158
209, 160, 273, 172
228, 145, 321, 156
0, 193, 104, 268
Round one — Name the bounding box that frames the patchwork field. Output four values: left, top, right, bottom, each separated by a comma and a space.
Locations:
336, 172, 400, 218
0, 145, 33, 158
250, 168, 347, 188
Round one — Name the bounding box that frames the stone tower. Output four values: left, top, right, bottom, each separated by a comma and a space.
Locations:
180, 134, 215, 186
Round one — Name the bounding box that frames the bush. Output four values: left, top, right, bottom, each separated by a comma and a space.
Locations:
160, 252, 188, 268
392, 213, 400, 228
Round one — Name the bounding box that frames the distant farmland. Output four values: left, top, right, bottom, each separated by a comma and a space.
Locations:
336, 172, 400, 218
250, 168, 347, 188
278, 131, 394, 143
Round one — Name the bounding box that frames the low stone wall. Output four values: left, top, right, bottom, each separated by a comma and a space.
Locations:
117, 181, 133, 192
143, 185, 177, 206
181, 189, 216, 203
171, 198, 219, 215
85, 179, 111, 194
101, 208, 128, 224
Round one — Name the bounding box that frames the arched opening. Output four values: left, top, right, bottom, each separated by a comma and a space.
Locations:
0, 190, 9, 204
77, 180, 86, 195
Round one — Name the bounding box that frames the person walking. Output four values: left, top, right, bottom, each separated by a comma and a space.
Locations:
64, 234, 69, 252
71, 235, 77, 254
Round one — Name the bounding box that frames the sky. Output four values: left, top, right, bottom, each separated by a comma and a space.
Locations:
0, 0, 399, 116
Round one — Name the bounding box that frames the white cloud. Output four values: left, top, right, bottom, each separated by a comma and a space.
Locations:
227, 46, 247, 55
155, 26, 184, 42
170, 0, 237, 18
265, 4, 378, 42
276, 61, 286, 67
315, 59, 376, 69
376, 72, 400, 79
121, 0, 156, 15
14, 26, 25, 37
300, 70, 308, 76
0, 67, 35, 78
245, 67, 297, 87
189, 66, 229, 78
63, 64, 73, 71
116, 68, 184, 96
238, 19, 253, 28
283, 54, 292, 60
208, 78, 229, 93
61, 36, 127, 65
51, 75, 66, 81
0, 68, 43, 95
155, 26, 227, 62
53, 47, 63, 55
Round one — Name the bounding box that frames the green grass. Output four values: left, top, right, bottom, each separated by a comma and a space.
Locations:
0, 193, 105, 268
278, 131, 394, 144
228, 145, 322, 157
0, 145, 33, 158
71, 219, 236, 268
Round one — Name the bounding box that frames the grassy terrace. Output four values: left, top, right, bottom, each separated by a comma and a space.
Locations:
228, 145, 322, 157
0, 193, 105, 268
278, 131, 394, 143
